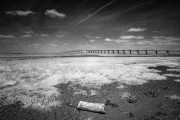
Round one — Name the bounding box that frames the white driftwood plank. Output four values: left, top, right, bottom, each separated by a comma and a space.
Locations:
77, 101, 106, 113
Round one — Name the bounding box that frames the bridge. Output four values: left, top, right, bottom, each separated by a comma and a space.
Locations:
73, 50, 180, 55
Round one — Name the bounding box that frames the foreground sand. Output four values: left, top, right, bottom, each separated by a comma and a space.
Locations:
0, 57, 180, 120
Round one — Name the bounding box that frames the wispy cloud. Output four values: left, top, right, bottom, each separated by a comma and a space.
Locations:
137, 36, 180, 45
45, 9, 66, 18
21, 35, 31, 38
105, 38, 129, 43
152, 36, 180, 41
18, 44, 25, 46
56, 35, 64, 37
86, 35, 92, 38
120, 35, 144, 39
105, 35, 144, 43
115, 40, 130, 43
150, 36, 180, 45
33, 44, 41, 46
25, 31, 33, 34
5, 10, 34, 16
105, 38, 114, 42
137, 41, 179, 45
0, 34, 16, 38
152, 31, 167, 33
40, 34, 48, 37
152, 31, 158, 33
90, 39, 95, 42
136, 41, 151, 45
95, 36, 101, 38
127, 28, 146, 32
51, 44, 58, 47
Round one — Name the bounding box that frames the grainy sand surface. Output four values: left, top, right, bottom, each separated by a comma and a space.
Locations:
0, 57, 180, 120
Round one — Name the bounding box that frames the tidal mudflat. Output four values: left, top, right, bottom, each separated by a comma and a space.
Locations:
0, 57, 180, 120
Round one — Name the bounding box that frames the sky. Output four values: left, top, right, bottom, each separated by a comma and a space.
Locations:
0, 0, 180, 53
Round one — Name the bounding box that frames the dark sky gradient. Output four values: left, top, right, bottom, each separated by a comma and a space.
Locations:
0, 0, 180, 53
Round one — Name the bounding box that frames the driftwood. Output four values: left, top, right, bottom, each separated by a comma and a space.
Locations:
77, 101, 106, 114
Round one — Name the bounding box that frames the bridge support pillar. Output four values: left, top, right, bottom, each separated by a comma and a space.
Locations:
117, 50, 120, 54
137, 50, 139, 54
145, 51, 148, 55
155, 51, 157, 55
129, 50, 132, 54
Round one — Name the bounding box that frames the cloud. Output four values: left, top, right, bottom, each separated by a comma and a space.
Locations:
45, 9, 66, 18
21, 35, 31, 38
40, 34, 48, 36
152, 31, 158, 33
51, 44, 58, 47
105, 35, 144, 43
137, 41, 179, 45
45, 43, 58, 47
90, 39, 95, 42
136, 36, 180, 45
18, 44, 25, 46
152, 36, 180, 41
25, 31, 33, 34
105, 38, 114, 42
105, 38, 129, 43
33, 44, 41, 46
0, 34, 16, 38
56, 35, 64, 37
86, 35, 92, 38
150, 36, 180, 45
95, 37, 101, 38
5, 10, 34, 16
127, 28, 146, 32
120, 35, 144, 39
137, 41, 151, 45
152, 31, 167, 33
114, 40, 130, 43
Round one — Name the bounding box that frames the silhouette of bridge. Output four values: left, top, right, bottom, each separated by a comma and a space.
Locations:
66, 50, 180, 56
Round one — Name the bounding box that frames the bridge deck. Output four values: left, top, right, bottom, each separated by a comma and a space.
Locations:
74, 50, 180, 55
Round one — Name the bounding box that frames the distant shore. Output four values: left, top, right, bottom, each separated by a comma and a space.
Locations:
0, 53, 180, 58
